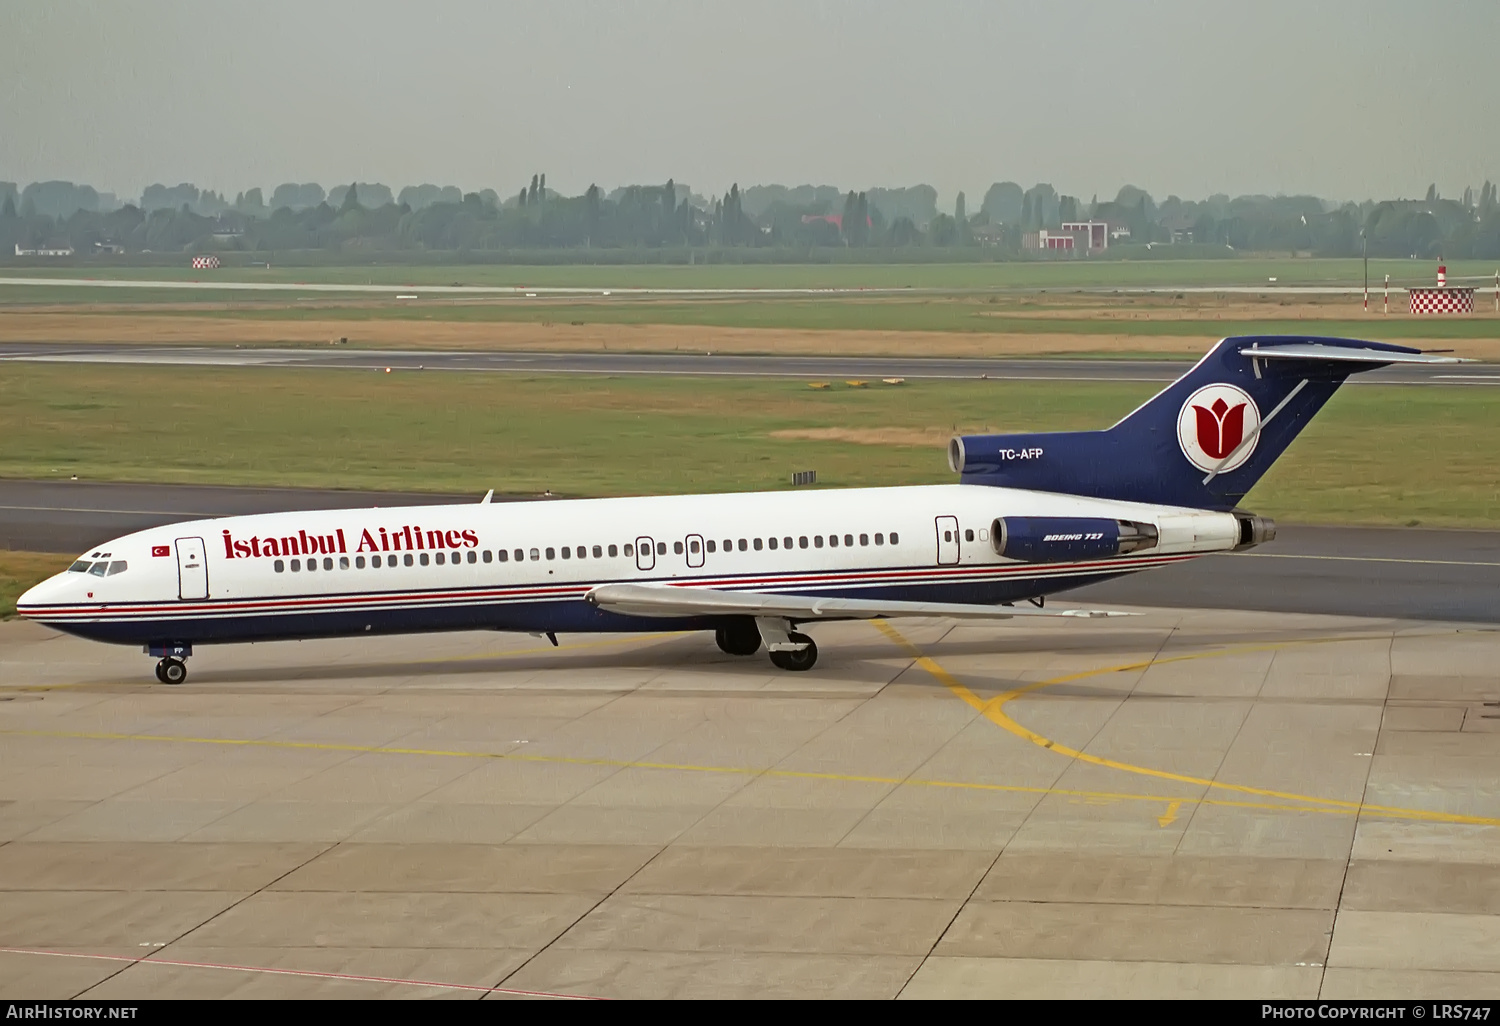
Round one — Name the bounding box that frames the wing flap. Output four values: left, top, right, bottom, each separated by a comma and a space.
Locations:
585, 582, 1128, 621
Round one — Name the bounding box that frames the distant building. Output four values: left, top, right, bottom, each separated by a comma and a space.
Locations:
970, 223, 1007, 247
1160, 215, 1196, 244
93, 241, 124, 255
1023, 221, 1108, 254
209, 219, 243, 242
1059, 221, 1109, 250
1023, 231, 1075, 252
14, 242, 74, 257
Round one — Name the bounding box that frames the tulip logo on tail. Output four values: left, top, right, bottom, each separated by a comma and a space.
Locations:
1177, 384, 1260, 473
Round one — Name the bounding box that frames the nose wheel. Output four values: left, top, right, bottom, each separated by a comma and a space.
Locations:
155, 658, 188, 685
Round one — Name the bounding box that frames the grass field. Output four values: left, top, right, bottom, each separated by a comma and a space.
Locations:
75, 297, 1500, 340
4, 257, 1497, 291
3, 363, 1498, 528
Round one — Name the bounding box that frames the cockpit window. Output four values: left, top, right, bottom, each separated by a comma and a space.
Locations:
68, 560, 92, 573
88, 562, 109, 577
106, 561, 128, 576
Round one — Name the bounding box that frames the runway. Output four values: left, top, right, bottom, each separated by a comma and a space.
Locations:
6, 479, 1500, 624
1, 342, 1495, 385
1, 607, 1497, 999
0, 274, 1438, 297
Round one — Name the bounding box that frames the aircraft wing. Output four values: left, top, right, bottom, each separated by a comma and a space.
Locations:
584, 582, 1129, 621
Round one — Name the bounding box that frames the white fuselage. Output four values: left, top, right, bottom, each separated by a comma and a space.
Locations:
18, 483, 1240, 648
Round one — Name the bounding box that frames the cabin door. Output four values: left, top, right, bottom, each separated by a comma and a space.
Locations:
934, 516, 960, 566
175, 537, 209, 600
635, 536, 656, 572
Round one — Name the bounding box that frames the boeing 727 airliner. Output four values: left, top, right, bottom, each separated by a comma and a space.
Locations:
18, 336, 1461, 683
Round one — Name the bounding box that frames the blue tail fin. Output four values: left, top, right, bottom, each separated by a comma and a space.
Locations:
949, 336, 1456, 510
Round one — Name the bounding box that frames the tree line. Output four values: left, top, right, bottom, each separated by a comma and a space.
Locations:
3, 176, 1499, 260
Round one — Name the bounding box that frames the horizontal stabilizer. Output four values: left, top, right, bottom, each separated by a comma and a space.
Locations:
1240, 343, 1470, 364
586, 582, 1129, 621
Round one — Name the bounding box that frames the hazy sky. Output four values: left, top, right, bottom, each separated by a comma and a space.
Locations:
3, 0, 1497, 206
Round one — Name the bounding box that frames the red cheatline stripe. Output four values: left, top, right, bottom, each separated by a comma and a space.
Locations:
20, 554, 1200, 621
0, 946, 601, 999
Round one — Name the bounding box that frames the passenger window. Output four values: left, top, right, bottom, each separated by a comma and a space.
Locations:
561, 547, 571, 559
404, 553, 414, 566
482, 550, 492, 563
468, 551, 477, 564
436, 552, 446, 565
891, 532, 900, 544
844, 534, 854, 547
339, 556, 350, 569
608, 544, 618, 557
753, 538, 763, 550
417, 553, 428, 566
689, 539, 700, 554
814, 536, 824, 548
767, 537, 777, 550
656, 542, 666, 555
738, 539, 747, 551
496, 550, 507, 562
623, 544, 633, 557
944, 530, 952, 542
274, 559, 285, 573
964, 529, 974, 542
356, 556, 366, 568
673, 541, 683, 555
307, 559, 317, 572
783, 537, 793, 549
706, 540, 716, 553
799, 536, 808, 549
592, 545, 602, 558
860, 534, 869, 546
68, 560, 91, 573
291, 558, 302, 571
723, 539, 733, 552
89, 561, 108, 577
875, 533, 884, 545
546, 547, 556, 560
828, 535, 838, 548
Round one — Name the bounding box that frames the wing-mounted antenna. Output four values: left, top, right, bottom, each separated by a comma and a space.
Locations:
481, 489, 493, 504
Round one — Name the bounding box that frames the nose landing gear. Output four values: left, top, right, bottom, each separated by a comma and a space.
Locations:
145, 643, 192, 685
155, 658, 188, 685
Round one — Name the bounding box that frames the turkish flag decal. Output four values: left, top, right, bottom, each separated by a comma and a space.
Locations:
152, 545, 171, 557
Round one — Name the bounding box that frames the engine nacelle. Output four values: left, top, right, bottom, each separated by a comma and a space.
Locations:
1234, 513, 1276, 550
991, 517, 1159, 564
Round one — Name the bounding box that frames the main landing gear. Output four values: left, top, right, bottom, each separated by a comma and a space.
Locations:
145, 644, 192, 685
768, 633, 817, 672
717, 618, 819, 672
714, 618, 763, 657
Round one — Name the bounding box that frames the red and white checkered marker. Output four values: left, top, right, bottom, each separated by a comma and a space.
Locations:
1409, 287, 1474, 314
191, 255, 220, 269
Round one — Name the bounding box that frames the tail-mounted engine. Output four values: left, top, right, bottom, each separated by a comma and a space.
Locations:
992, 517, 1159, 564
1232, 512, 1276, 550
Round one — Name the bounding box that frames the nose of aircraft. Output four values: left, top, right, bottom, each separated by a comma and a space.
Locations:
16, 572, 71, 618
